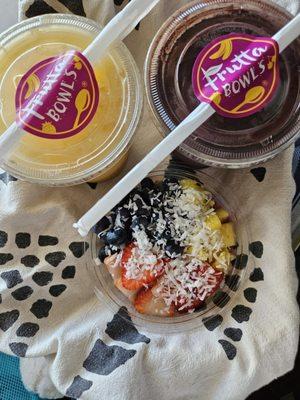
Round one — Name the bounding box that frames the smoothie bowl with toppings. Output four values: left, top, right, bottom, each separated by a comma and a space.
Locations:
89, 168, 250, 332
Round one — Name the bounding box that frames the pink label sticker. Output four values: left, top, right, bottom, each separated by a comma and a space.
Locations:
192, 33, 280, 118
15, 51, 99, 139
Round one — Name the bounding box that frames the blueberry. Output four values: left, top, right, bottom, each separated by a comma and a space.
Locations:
118, 207, 131, 221
98, 246, 111, 262
162, 229, 172, 241
165, 241, 183, 258
94, 216, 111, 234
129, 189, 141, 201
153, 230, 163, 241
151, 211, 160, 221
141, 177, 156, 191
107, 212, 116, 225
106, 228, 127, 246
134, 198, 145, 209
136, 208, 150, 218
162, 177, 179, 191
131, 216, 149, 230
99, 231, 109, 244
139, 190, 151, 205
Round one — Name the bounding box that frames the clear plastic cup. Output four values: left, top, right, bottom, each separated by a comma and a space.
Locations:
88, 165, 251, 333
145, 0, 300, 168
0, 14, 142, 185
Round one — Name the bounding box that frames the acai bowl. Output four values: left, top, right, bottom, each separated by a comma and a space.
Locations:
89, 166, 251, 333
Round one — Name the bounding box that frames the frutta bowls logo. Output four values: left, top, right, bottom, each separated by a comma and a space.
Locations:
192, 33, 280, 118
15, 51, 99, 139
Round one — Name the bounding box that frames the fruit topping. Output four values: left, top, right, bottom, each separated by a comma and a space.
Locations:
134, 282, 176, 317
121, 244, 165, 291
155, 261, 223, 313
105, 227, 128, 247
94, 176, 236, 317
220, 222, 236, 247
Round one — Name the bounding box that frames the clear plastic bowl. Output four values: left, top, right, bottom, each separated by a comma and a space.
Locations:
88, 165, 251, 333
0, 14, 142, 185
145, 0, 300, 169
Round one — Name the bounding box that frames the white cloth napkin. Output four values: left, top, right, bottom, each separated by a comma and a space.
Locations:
0, 0, 297, 399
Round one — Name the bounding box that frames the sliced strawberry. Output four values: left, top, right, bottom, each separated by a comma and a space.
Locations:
176, 292, 203, 313
134, 285, 175, 317
121, 243, 165, 291
176, 263, 224, 313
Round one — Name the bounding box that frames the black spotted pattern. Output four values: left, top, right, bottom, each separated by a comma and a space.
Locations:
30, 299, 52, 319
25, 0, 57, 18
57, 0, 86, 16
0, 173, 17, 185
249, 241, 264, 258
1, 270, 22, 288
66, 376, 93, 398
224, 328, 243, 342
49, 285, 66, 297
235, 254, 248, 270
0, 310, 19, 331
218, 340, 237, 360
0, 231, 8, 247
106, 307, 150, 344
244, 288, 257, 303
213, 291, 231, 308
87, 182, 97, 190
62, 265, 75, 279
9, 342, 28, 357
250, 268, 264, 282
12, 286, 33, 301
32, 271, 53, 287
225, 274, 240, 291
203, 315, 223, 331
83, 339, 136, 375
231, 305, 252, 323
21, 255, 39, 268
0, 253, 13, 265
250, 167, 266, 182
69, 242, 89, 258
16, 323, 39, 338
38, 235, 58, 246
113, 0, 140, 29
15, 233, 31, 249
45, 252, 66, 267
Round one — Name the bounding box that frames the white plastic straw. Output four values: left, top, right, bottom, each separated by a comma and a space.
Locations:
84, 0, 161, 64
0, 0, 160, 161
74, 13, 300, 237
74, 103, 214, 236
273, 12, 300, 52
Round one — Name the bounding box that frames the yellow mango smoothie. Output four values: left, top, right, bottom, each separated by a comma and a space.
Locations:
0, 15, 142, 185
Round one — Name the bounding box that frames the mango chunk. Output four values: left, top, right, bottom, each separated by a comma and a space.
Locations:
212, 260, 227, 272
216, 208, 229, 223
180, 178, 204, 192
220, 222, 236, 247
205, 214, 222, 231
197, 248, 209, 261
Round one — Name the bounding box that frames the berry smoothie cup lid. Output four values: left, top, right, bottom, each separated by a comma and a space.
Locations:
145, 0, 300, 168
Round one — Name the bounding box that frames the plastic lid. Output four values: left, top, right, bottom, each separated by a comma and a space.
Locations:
145, 0, 300, 168
88, 166, 251, 333
0, 14, 142, 185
